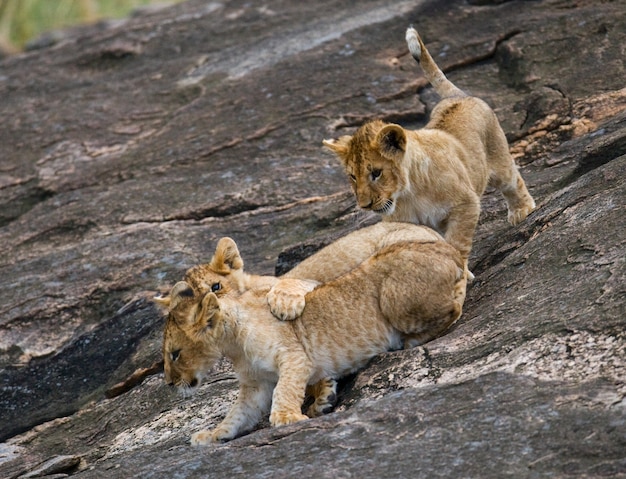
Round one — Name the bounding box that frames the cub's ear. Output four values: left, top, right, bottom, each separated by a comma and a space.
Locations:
209, 237, 244, 274
375, 124, 406, 160
323, 135, 352, 158
168, 281, 195, 311
199, 292, 220, 329
153, 292, 171, 310
154, 281, 194, 311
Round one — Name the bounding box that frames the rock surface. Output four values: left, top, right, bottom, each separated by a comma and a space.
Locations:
0, 0, 625, 477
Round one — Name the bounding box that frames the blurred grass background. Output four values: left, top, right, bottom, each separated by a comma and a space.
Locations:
0, 0, 181, 53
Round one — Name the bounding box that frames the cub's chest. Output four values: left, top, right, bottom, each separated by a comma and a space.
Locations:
234, 352, 279, 382
237, 323, 297, 378
392, 195, 450, 232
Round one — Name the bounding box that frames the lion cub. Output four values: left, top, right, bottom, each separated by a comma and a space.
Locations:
323, 27, 536, 270
159, 236, 466, 444
157, 222, 447, 418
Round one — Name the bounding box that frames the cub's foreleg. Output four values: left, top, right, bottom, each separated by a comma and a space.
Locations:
191, 381, 273, 445
443, 195, 481, 276
270, 353, 312, 426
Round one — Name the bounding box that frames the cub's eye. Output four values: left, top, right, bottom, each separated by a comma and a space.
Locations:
170, 349, 181, 362
211, 282, 221, 292
349, 173, 356, 182
371, 169, 382, 181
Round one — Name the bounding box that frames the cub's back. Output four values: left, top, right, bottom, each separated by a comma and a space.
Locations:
282, 222, 443, 283
426, 96, 503, 193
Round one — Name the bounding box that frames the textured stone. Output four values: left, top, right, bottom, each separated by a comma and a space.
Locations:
0, 0, 625, 477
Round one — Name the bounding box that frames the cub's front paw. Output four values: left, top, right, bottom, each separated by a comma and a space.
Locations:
191, 428, 232, 445
270, 411, 308, 427
267, 279, 318, 321
267, 288, 305, 321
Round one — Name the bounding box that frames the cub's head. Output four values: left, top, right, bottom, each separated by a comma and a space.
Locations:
183, 237, 246, 297
155, 283, 227, 394
324, 120, 408, 215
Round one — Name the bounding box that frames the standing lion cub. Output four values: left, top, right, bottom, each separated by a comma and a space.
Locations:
323, 27, 536, 271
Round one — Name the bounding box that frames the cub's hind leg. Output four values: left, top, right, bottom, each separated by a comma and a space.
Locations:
380, 245, 466, 347
305, 378, 338, 417
402, 300, 462, 349
486, 119, 536, 225
401, 274, 466, 349
502, 171, 536, 225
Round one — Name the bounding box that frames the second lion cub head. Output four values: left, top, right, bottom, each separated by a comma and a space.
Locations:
154, 237, 249, 391
156, 282, 225, 391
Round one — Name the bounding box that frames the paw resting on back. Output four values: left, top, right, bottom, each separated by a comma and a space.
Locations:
267, 288, 305, 320
267, 279, 319, 321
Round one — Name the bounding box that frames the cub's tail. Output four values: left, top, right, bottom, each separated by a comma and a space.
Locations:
405, 26, 465, 99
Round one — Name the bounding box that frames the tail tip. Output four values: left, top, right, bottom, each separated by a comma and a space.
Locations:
405, 26, 421, 60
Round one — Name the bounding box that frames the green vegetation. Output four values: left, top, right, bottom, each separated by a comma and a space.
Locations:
0, 0, 180, 53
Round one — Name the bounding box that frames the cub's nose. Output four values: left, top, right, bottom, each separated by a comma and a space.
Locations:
358, 199, 373, 209
189, 378, 198, 388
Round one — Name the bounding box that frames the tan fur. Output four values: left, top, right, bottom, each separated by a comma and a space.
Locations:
323, 27, 536, 269
159, 236, 466, 444
161, 222, 445, 320
155, 223, 446, 422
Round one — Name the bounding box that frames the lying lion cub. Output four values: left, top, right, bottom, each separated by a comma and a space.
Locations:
157, 222, 449, 418
159, 235, 465, 444
323, 27, 536, 271
155, 222, 448, 417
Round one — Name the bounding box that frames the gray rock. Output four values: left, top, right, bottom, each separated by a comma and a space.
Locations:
18, 454, 80, 478
0, 0, 624, 477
